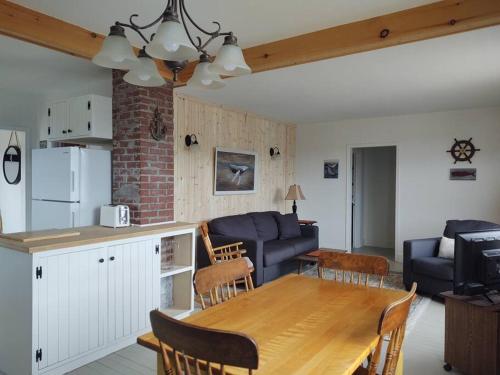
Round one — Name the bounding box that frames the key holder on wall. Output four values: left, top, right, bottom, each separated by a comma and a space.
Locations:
3, 131, 22, 185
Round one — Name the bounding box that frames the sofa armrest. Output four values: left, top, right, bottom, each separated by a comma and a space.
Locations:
196, 234, 264, 287
403, 237, 440, 290
300, 225, 319, 239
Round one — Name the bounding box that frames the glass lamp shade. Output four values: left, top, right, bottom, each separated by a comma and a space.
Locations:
145, 19, 197, 61
92, 27, 138, 70
210, 36, 251, 76
187, 61, 225, 89
123, 53, 166, 87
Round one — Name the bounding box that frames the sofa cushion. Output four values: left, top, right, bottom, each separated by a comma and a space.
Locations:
412, 256, 454, 281
263, 240, 296, 266
248, 212, 279, 241
275, 213, 301, 240
443, 220, 500, 239
283, 237, 317, 256
209, 214, 258, 240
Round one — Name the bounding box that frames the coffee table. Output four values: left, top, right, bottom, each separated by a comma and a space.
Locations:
295, 248, 347, 276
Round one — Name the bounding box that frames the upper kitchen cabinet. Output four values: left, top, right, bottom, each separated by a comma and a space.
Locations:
46, 95, 112, 142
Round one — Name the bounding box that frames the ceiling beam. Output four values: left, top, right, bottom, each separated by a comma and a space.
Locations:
0, 0, 174, 80
176, 0, 500, 85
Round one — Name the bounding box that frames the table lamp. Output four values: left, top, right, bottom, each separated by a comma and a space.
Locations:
285, 184, 305, 214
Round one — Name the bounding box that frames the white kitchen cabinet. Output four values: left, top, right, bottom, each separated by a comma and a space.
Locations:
0, 224, 195, 375
46, 95, 112, 142
47, 100, 68, 140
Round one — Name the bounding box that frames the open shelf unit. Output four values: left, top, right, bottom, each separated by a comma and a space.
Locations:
158, 229, 195, 319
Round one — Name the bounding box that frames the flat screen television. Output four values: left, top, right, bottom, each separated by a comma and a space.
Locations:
454, 230, 500, 296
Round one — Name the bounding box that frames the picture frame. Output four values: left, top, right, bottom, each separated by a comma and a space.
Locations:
214, 147, 258, 195
324, 160, 339, 179
449, 168, 476, 181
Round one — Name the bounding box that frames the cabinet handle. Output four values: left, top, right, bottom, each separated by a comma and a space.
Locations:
67, 129, 73, 133
62, 130, 67, 134
99, 258, 104, 263
110, 256, 115, 261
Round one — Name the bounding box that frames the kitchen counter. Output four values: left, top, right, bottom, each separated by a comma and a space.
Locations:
0, 222, 197, 253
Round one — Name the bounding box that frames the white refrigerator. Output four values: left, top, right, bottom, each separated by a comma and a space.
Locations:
31, 147, 111, 230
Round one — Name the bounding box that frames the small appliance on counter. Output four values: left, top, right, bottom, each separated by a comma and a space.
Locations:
100, 205, 130, 228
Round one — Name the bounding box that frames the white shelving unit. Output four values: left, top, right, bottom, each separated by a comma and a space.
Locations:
159, 228, 196, 320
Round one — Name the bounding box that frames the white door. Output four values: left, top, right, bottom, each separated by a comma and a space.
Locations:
31, 201, 80, 230
47, 100, 68, 140
69, 95, 92, 138
32, 148, 80, 202
36, 247, 108, 370
107, 239, 160, 343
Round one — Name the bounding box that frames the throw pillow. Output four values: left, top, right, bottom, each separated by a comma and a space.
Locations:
438, 236, 455, 259
275, 213, 301, 240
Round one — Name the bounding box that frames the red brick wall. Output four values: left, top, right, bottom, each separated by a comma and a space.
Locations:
112, 70, 174, 225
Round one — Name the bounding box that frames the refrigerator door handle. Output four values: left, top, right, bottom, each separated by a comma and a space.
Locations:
72, 211, 75, 227
71, 171, 75, 193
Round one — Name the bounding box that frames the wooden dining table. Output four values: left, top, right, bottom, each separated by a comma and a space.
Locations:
138, 274, 406, 375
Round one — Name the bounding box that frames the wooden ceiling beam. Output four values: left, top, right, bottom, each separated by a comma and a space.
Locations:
176, 0, 500, 85
0, 0, 174, 80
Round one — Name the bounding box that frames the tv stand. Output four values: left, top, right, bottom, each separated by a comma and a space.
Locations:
442, 291, 500, 375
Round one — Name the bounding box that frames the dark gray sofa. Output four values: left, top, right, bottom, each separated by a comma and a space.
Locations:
197, 211, 319, 286
403, 219, 500, 296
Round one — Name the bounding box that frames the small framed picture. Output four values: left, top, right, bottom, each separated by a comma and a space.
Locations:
214, 147, 258, 195
449, 168, 476, 181
324, 160, 339, 179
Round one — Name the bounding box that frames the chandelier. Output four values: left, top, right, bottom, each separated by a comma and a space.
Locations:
92, 0, 251, 89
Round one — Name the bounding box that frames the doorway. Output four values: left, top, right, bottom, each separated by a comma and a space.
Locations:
351, 146, 396, 260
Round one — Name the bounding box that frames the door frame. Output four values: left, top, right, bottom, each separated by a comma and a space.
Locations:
345, 143, 400, 261
0, 125, 32, 231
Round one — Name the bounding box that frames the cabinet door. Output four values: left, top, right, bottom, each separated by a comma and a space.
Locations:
107, 239, 160, 343
36, 247, 108, 370
47, 100, 68, 140
68, 95, 92, 137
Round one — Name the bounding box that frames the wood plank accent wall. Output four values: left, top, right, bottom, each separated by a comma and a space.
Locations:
174, 94, 296, 223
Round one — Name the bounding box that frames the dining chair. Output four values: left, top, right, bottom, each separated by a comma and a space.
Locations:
194, 257, 254, 310
200, 222, 253, 269
150, 309, 259, 375
318, 252, 390, 287
355, 282, 417, 375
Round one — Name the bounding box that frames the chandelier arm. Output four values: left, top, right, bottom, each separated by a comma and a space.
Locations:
180, 0, 228, 37
115, 22, 151, 44
178, 3, 203, 52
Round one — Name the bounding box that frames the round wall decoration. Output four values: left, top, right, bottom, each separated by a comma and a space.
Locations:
3, 132, 22, 185
446, 138, 480, 164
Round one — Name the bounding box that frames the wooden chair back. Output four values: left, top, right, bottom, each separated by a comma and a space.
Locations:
150, 309, 259, 375
194, 258, 254, 310
366, 282, 417, 375
318, 252, 389, 287
200, 222, 248, 266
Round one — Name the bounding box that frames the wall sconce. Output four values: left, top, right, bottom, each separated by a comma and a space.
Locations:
270, 145, 281, 158
185, 134, 199, 147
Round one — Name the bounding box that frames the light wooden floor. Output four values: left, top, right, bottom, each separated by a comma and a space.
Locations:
69, 294, 461, 375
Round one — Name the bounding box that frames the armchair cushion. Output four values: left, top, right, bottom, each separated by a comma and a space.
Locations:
412, 257, 454, 281
443, 219, 500, 239
275, 213, 301, 240
209, 214, 258, 240
248, 212, 279, 241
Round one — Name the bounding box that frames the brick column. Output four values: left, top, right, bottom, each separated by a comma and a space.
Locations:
112, 70, 174, 225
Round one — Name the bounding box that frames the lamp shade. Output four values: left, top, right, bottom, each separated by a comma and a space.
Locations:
209, 35, 251, 77
123, 49, 166, 87
187, 55, 225, 89
92, 25, 138, 70
145, 17, 197, 61
285, 184, 305, 200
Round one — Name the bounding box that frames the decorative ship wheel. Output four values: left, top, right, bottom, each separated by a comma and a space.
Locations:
447, 138, 480, 164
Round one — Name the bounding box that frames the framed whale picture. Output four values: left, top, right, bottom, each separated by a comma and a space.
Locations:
214, 147, 257, 195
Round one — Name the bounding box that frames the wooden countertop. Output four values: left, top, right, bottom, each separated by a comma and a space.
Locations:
0, 222, 197, 254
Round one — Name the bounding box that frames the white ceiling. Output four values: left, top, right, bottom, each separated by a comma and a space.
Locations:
12, 0, 435, 53
178, 26, 500, 124
0, 35, 110, 97
5, 1, 500, 123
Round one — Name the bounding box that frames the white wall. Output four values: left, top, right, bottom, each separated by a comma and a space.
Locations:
296, 107, 500, 262
358, 146, 396, 249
